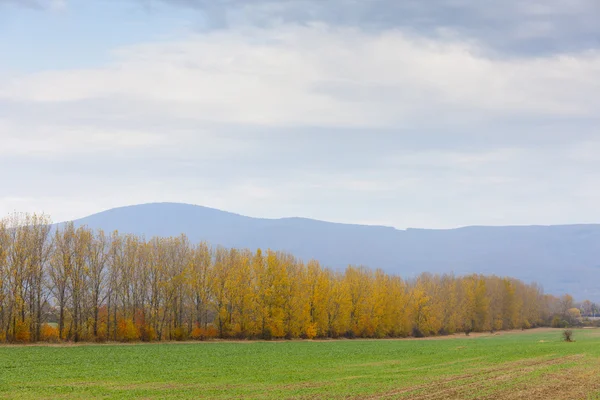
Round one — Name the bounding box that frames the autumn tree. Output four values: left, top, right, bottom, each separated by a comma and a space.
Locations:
323, 269, 351, 338
189, 242, 214, 331
460, 275, 489, 334
229, 249, 257, 337
303, 260, 329, 338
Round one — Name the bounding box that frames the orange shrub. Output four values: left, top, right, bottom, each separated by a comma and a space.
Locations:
205, 326, 218, 339
190, 325, 203, 340
40, 324, 60, 342
117, 319, 139, 342
190, 325, 218, 341
14, 321, 30, 343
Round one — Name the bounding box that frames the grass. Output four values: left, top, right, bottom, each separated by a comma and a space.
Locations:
1, 328, 599, 399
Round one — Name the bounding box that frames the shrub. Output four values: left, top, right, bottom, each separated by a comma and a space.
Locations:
563, 329, 574, 342
172, 327, 187, 341
14, 321, 30, 343
204, 326, 218, 339
411, 327, 424, 338
492, 318, 503, 332
190, 325, 203, 340
139, 325, 156, 342
117, 319, 139, 342
95, 323, 107, 342
40, 324, 60, 343
552, 316, 568, 328
262, 327, 273, 340
345, 329, 356, 339
191, 325, 218, 341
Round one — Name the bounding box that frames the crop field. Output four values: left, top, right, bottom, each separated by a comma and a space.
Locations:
1, 328, 600, 399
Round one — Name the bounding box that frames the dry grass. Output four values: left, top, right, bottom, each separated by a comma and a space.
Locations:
367, 354, 599, 400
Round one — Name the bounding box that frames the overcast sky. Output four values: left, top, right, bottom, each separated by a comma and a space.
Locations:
1, 0, 599, 228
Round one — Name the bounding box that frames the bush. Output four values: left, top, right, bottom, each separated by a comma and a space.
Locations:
40, 324, 60, 343
190, 325, 203, 340
304, 323, 319, 339
235, 329, 249, 340
95, 323, 107, 342
117, 319, 139, 342
205, 326, 218, 339
139, 325, 156, 342
412, 327, 425, 338
14, 321, 30, 343
551, 316, 569, 328
262, 327, 273, 340
563, 329, 574, 342
172, 327, 187, 341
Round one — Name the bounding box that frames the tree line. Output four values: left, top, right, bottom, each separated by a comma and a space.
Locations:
0, 212, 580, 343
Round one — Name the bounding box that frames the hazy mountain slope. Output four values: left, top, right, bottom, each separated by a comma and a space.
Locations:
64, 203, 600, 300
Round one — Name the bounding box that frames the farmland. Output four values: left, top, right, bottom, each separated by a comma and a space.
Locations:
1, 328, 599, 399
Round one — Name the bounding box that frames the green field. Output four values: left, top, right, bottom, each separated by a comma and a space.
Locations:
1, 329, 599, 399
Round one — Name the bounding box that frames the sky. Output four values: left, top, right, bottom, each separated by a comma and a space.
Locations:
0, 0, 599, 229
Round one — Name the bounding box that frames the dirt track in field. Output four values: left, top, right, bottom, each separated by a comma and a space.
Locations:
364, 354, 600, 400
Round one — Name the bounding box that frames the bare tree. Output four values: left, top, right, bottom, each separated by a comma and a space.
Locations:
87, 230, 108, 338
50, 223, 75, 340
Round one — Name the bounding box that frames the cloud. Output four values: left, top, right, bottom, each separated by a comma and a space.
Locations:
0, 0, 40, 7
0, 123, 166, 158
1, 25, 599, 130
144, 0, 600, 56
0, 0, 65, 9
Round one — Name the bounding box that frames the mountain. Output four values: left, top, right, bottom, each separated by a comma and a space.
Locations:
63, 203, 600, 301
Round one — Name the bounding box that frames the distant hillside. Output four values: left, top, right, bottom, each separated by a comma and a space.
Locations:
62, 203, 600, 301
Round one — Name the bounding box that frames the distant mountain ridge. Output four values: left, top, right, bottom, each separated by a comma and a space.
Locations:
61, 203, 600, 301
